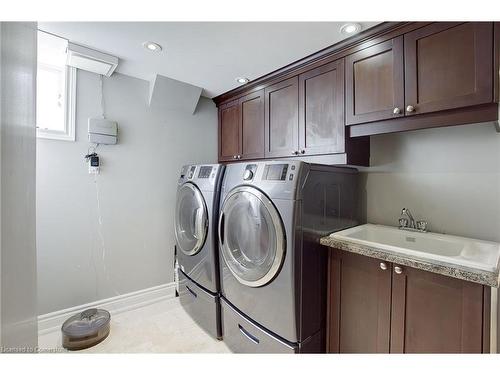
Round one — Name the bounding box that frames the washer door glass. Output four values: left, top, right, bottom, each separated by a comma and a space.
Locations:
219, 186, 285, 287
175, 183, 208, 256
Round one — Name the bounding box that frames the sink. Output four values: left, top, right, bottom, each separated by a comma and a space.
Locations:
330, 224, 500, 273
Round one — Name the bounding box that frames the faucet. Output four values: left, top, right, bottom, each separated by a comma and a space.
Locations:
400, 208, 415, 229
399, 208, 428, 232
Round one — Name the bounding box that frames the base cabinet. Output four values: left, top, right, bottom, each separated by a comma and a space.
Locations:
327, 249, 490, 353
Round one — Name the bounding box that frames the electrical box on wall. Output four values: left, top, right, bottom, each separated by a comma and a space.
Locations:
88, 118, 118, 145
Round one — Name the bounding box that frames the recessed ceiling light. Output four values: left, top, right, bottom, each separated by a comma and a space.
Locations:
236, 77, 249, 84
340, 23, 362, 35
143, 41, 162, 52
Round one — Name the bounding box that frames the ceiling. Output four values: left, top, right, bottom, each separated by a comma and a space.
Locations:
39, 22, 380, 98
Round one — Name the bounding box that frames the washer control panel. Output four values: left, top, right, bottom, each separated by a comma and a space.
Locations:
198, 166, 213, 179
178, 164, 221, 189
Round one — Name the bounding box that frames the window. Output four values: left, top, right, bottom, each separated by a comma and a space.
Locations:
36, 31, 76, 141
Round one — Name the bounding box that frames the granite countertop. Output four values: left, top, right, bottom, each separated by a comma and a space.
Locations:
320, 231, 500, 288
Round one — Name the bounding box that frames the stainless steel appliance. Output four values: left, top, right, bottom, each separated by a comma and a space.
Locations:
218, 161, 360, 352
174, 164, 225, 339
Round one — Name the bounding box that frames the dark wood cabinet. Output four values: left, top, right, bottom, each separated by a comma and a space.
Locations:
264, 61, 350, 159
327, 248, 490, 354
299, 59, 345, 155
345, 37, 404, 125
240, 90, 265, 160
218, 91, 265, 161
328, 250, 391, 353
404, 22, 493, 116
264, 77, 299, 158
345, 22, 495, 132
216, 22, 499, 159
218, 100, 240, 162
390, 264, 488, 353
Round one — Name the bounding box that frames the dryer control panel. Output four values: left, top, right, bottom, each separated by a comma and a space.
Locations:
262, 164, 288, 181
222, 161, 304, 202
243, 164, 257, 181
187, 165, 197, 179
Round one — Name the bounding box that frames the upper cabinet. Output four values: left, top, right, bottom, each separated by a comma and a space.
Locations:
218, 100, 240, 162
240, 90, 265, 160
218, 91, 265, 162
404, 22, 493, 115
346, 22, 495, 134
345, 37, 404, 125
215, 22, 499, 163
263, 62, 348, 159
264, 77, 299, 158
299, 59, 345, 155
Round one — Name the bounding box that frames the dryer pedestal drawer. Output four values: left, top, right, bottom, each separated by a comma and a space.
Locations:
221, 297, 298, 353
179, 270, 221, 339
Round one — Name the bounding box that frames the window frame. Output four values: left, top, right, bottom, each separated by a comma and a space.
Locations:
36, 65, 77, 142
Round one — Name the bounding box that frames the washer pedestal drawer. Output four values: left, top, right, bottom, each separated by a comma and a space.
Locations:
220, 297, 298, 353
179, 270, 221, 339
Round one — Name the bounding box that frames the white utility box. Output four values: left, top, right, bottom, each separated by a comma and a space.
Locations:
88, 118, 118, 145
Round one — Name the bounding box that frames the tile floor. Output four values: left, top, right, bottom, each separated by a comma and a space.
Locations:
38, 297, 231, 353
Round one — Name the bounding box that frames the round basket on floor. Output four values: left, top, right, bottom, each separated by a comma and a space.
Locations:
61, 308, 111, 350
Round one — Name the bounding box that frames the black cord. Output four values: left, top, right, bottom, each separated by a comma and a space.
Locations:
84, 152, 98, 160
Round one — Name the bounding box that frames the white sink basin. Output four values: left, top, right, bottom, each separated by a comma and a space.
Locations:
331, 224, 500, 273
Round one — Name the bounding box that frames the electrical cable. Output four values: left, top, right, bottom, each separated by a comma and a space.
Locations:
86, 75, 120, 299
85, 143, 99, 160
93, 173, 121, 297
100, 74, 105, 119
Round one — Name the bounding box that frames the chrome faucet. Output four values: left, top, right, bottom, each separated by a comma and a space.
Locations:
400, 208, 415, 229
399, 208, 428, 232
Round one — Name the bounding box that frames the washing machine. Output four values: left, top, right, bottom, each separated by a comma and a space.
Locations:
218, 160, 360, 352
174, 163, 225, 339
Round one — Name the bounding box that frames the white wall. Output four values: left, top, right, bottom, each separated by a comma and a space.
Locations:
0, 22, 38, 349
36, 71, 217, 315
361, 122, 500, 242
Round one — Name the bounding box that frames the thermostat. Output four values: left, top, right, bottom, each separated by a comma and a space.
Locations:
88, 155, 100, 174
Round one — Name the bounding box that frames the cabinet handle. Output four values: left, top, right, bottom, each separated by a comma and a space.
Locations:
394, 266, 403, 274
233, 155, 237, 159
379, 262, 388, 271
300, 149, 305, 154
393, 107, 401, 115
292, 151, 298, 155
237, 155, 241, 159
406, 105, 415, 113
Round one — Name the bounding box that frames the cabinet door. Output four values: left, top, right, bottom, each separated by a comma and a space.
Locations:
390, 265, 486, 353
298, 59, 344, 156
328, 250, 392, 353
264, 77, 299, 158
239, 90, 265, 160
218, 100, 241, 161
345, 37, 404, 125
404, 22, 493, 115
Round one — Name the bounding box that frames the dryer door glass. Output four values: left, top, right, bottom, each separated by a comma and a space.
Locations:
175, 183, 208, 256
220, 186, 285, 287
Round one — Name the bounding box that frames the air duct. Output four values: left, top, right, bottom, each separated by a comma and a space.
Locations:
66, 42, 118, 77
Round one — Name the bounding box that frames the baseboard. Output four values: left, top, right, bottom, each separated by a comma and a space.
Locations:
38, 282, 176, 335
